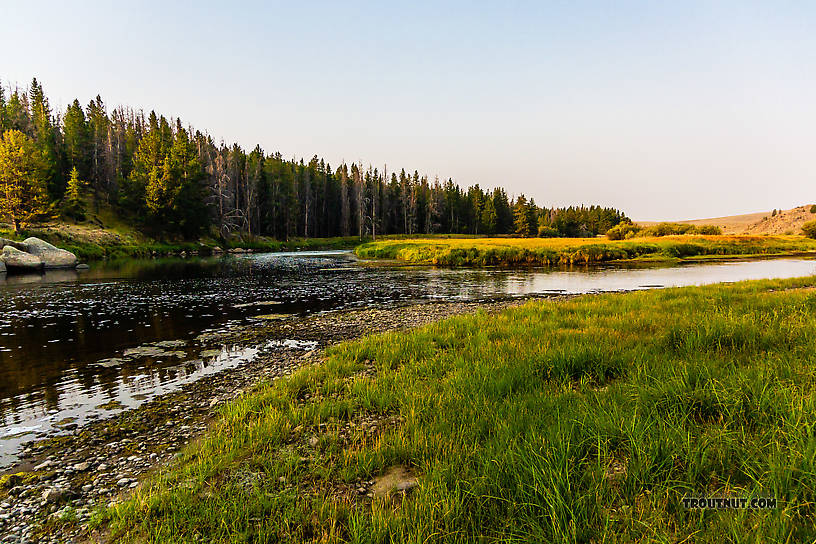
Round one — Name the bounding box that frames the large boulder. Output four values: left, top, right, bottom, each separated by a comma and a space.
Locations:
0, 246, 44, 272
22, 237, 78, 269
0, 238, 28, 251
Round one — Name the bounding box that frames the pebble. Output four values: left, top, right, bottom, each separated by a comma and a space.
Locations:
41, 489, 63, 504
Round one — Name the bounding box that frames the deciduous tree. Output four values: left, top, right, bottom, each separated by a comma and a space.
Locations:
0, 130, 48, 232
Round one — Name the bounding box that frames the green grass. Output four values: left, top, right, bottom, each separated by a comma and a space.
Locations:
102, 277, 816, 543
355, 235, 816, 266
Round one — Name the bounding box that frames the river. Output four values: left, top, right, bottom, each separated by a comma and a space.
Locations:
0, 251, 814, 466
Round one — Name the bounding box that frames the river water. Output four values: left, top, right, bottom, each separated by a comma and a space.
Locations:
0, 251, 814, 466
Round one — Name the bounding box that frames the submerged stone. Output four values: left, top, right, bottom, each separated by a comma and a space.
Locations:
200, 349, 223, 358
123, 345, 170, 358
153, 339, 188, 348
96, 357, 126, 368
96, 400, 124, 410
195, 331, 224, 344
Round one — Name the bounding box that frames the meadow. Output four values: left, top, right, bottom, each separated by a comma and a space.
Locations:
355, 235, 816, 266
102, 276, 816, 543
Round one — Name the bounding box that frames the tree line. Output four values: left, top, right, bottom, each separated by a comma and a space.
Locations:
0, 78, 629, 239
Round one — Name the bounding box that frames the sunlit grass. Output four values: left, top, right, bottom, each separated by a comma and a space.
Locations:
355, 235, 816, 266
104, 276, 816, 542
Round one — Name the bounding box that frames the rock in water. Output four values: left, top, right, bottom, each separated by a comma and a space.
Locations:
22, 237, 78, 268
0, 246, 44, 271
0, 260, 5, 274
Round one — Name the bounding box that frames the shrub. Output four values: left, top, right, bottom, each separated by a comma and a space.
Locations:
802, 220, 816, 239
606, 223, 641, 240
640, 222, 695, 237
810, 204, 816, 214
693, 225, 722, 235
537, 226, 559, 238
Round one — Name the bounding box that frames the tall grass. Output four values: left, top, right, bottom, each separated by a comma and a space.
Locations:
356, 235, 816, 266
104, 276, 816, 542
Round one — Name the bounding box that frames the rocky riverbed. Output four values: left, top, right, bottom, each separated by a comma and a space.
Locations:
0, 295, 558, 543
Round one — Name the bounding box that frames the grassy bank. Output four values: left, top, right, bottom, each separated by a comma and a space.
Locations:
0, 220, 367, 262
2, 218, 519, 262
355, 235, 816, 266
101, 277, 816, 542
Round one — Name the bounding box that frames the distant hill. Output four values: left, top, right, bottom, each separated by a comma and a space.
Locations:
637, 206, 816, 235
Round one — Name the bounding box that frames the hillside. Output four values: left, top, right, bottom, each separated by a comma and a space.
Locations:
638, 205, 816, 235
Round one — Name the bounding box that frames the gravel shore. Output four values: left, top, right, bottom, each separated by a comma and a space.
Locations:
1, 296, 555, 543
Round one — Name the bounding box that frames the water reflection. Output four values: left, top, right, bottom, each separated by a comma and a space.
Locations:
0, 252, 814, 465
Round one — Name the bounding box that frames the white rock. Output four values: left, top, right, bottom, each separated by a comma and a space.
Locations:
0, 246, 43, 271
22, 237, 78, 269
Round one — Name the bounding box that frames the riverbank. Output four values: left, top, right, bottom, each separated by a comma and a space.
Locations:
1, 220, 524, 263
89, 275, 816, 542
0, 221, 367, 262
355, 234, 816, 266
1, 298, 534, 543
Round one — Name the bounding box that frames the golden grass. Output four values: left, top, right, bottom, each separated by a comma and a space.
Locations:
356, 235, 816, 266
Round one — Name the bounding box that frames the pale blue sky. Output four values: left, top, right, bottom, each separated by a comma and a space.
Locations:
1, 1, 814, 220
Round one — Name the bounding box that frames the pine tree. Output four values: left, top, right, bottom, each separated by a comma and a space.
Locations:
169, 125, 208, 237
64, 167, 86, 219
5, 90, 32, 134
481, 197, 497, 234
122, 111, 162, 220
86, 96, 111, 203
526, 198, 539, 235
63, 99, 90, 179
29, 78, 63, 199
0, 130, 48, 233
492, 188, 513, 234
513, 195, 531, 236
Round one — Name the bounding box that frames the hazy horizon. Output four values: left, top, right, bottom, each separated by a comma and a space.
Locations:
2, 1, 813, 221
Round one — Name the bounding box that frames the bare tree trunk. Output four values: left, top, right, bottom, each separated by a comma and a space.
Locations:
354, 166, 364, 240
374, 165, 384, 241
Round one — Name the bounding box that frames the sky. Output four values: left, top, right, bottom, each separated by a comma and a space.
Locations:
1, 1, 814, 220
